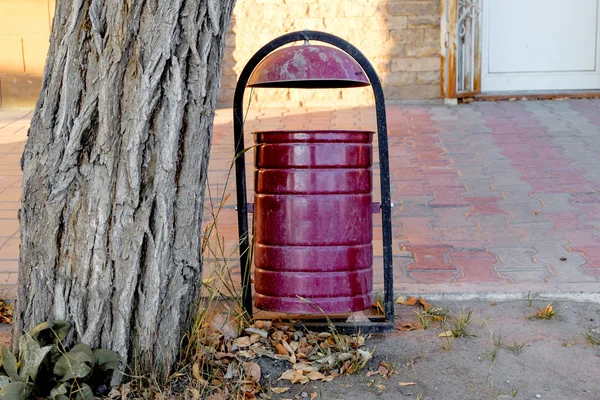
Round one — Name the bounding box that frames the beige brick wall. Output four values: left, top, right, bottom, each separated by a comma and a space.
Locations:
0, 0, 442, 109
0, 0, 52, 74
217, 0, 442, 107
0, 0, 54, 108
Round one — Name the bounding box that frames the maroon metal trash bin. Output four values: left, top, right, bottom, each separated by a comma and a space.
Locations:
253, 130, 374, 314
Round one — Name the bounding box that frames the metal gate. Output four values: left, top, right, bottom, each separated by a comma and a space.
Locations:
443, 0, 482, 100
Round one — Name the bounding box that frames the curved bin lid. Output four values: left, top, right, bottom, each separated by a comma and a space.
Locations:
247, 44, 370, 89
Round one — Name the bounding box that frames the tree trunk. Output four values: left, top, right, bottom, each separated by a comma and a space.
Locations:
14, 0, 236, 378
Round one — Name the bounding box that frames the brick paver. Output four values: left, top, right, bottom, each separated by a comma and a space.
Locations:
0, 111, 31, 299
2, 100, 600, 299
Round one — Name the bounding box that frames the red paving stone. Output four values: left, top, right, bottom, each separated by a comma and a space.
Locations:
428, 187, 469, 207
467, 203, 507, 216
402, 244, 456, 271
569, 247, 600, 269
548, 212, 594, 232
2, 101, 600, 298
452, 259, 505, 283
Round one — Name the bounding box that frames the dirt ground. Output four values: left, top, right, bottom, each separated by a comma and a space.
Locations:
259, 299, 600, 400
0, 300, 597, 399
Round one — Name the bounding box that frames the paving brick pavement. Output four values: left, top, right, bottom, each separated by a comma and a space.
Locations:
0, 111, 31, 300
2, 100, 600, 300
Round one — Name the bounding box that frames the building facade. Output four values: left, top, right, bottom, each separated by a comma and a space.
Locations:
0, 0, 54, 108
1, 0, 599, 109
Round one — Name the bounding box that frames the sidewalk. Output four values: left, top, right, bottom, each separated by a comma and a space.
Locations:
208, 99, 600, 298
2, 100, 600, 300
0, 110, 31, 299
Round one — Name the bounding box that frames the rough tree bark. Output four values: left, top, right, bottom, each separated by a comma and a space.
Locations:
14, 0, 236, 377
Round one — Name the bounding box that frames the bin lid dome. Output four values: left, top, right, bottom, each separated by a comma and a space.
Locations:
247, 44, 370, 89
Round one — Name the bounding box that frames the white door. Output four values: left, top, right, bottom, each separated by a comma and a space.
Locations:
482, 0, 600, 92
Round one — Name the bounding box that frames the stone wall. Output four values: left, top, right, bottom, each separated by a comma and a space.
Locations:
0, 0, 55, 108
0, 0, 442, 109
217, 0, 442, 108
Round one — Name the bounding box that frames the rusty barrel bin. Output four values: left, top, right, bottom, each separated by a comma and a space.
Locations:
253, 130, 374, 314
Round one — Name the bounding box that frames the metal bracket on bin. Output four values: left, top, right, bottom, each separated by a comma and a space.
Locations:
233, 30, 395, 334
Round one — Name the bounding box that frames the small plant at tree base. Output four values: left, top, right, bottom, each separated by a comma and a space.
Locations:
501, 340, 525, 356
0, 320, 120, 399
586, 328, 600, 346
416, 311, 431, 330
561, 338, 577, 347
480, 333, 502, 366
441, 335, 452, 352
448, 310, 476, 338
529, 303, 556, 320
416, 307, 450, 330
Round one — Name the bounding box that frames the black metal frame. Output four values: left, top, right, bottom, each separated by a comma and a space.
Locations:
233, 30, 394, 333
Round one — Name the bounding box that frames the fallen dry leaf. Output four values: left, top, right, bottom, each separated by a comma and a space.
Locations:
272, 330, 285, 341
396, 296, 417, 306
233, 336, 251, 348
289, 340, 299, 352
252, 344, 289, 361
306, 371, 326, 381
377, 365, 390, 377
249, 334, 261, 344
273, 341, 288, 356
242, 382, 259, 396
215, 352, 234, 359
281, 339, 295, 355
244, 327, 268, 338
206, 390, 227, 400
246, 362, 261, 382
279, 369, 295, 381
357, 348, 372, 363
0, 301, 13, 325
373, 298, 384, 314
418, 296, 431, 311
293, 363, 317, 373
223, 363, 237, 379
347, 311, 370, 323
399, 382, 416, 386
271, 387, 290, 394
375, 384, 386, 391
310, 392, 318, 400
439, 330, 454, 338
396, 322, 418, 331
253, 320, 264, 329
291, 369, 308, 384
237, 349, 255, 359
288, 353, 297, 364
209, 313, 241, 339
